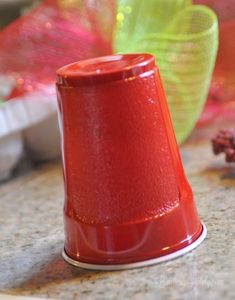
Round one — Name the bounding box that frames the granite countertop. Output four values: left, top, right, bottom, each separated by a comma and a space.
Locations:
0, 139, 234, 300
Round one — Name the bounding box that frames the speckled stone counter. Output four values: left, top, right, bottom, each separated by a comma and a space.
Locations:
0, 140, 234, 300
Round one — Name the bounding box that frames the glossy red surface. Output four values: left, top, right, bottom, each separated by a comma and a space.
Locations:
56, 53, 155, 86
56, 53, 202, 265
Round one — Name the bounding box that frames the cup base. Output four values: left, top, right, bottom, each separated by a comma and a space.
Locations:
62, 223, 207, 271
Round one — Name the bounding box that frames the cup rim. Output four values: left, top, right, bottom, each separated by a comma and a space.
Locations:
62, 222, 207, 271
56, 53, 156, 87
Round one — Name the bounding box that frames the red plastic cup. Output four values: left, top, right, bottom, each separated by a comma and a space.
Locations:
56, 53, 206, 270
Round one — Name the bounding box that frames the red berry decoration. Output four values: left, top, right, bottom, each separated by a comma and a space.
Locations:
212, 129, 235, 162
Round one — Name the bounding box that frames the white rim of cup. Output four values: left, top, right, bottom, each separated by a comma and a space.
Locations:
62, 222, 207, 271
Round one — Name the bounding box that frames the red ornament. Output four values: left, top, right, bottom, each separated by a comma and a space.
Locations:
212, 129, 235, 162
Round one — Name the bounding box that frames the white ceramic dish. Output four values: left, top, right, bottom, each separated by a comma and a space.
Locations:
0, 82, 60, 181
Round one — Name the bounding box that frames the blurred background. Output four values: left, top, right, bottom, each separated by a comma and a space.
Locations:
0, 0, 38, 28
0, 0, 234, 181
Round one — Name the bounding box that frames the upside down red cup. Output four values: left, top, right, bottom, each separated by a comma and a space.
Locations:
56, 53, 206, 270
